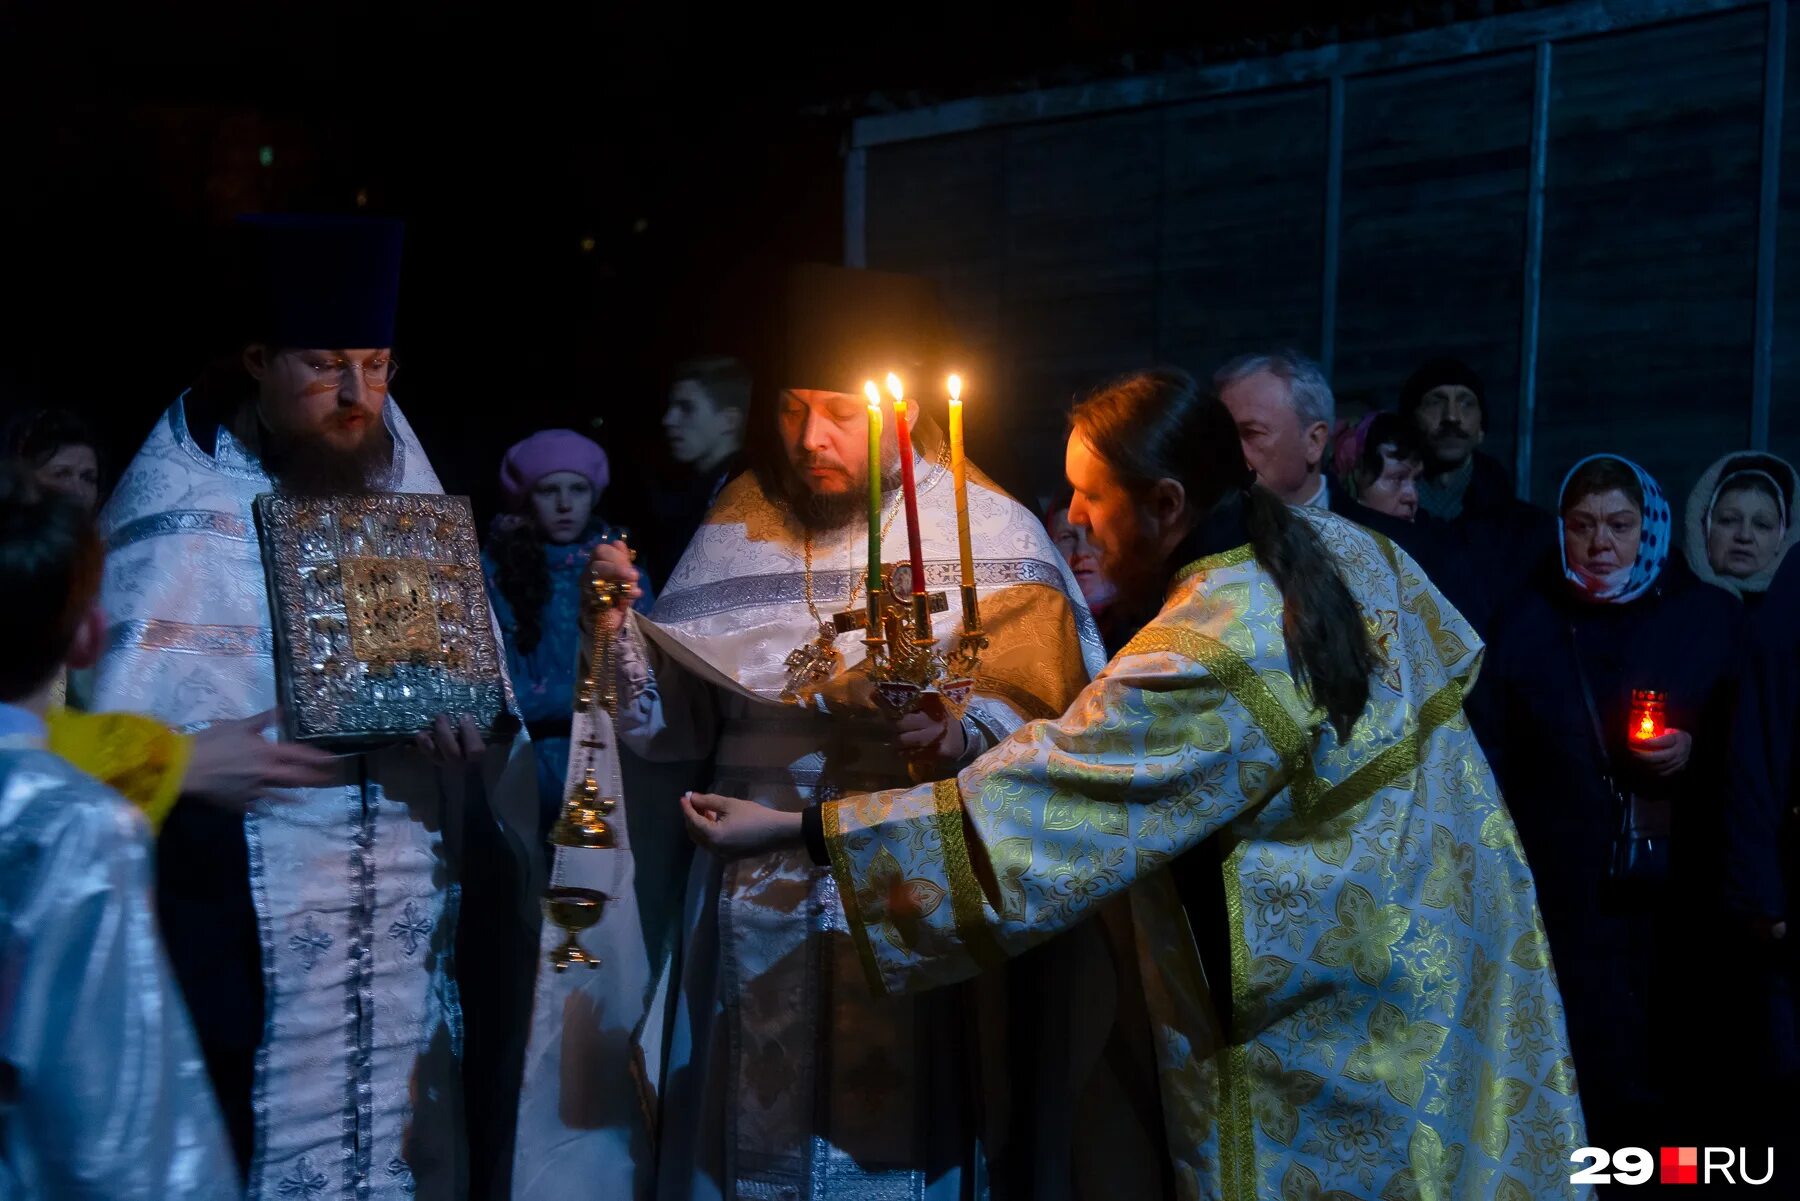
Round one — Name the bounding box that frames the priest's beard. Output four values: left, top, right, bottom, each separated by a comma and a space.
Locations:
799, 486, 865, 531
773, 453, 903, 532
263, 417, 398, 495
1095, 514, 1169, 632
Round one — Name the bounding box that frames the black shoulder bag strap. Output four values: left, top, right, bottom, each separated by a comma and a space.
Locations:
1568, 622, 1668, 885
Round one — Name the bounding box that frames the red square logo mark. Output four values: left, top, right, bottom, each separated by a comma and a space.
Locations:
1661, 1146, 1698, 1185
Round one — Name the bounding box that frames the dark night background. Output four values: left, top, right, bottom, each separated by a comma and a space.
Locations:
0, 0, 1568, 529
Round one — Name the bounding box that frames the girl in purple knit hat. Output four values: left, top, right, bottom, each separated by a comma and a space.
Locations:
482, 429, 654, 839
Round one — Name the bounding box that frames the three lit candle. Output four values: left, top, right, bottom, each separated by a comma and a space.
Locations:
862, 372, 975, 609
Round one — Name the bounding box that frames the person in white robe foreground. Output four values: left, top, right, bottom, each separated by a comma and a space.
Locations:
0, 464, 238, 1201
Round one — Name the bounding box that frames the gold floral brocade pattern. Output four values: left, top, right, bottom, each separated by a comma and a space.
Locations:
825, 513, 1588, 1201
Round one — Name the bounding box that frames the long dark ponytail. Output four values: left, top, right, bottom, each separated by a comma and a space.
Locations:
1070, 368, 1376, 738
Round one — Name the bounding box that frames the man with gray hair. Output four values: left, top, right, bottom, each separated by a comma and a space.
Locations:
1214, 350, 1335, 506
1213, 349, 1493, 627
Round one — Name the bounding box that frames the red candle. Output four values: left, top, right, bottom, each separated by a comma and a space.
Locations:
1628, 690, 1667, 742
888, 374, 927, 597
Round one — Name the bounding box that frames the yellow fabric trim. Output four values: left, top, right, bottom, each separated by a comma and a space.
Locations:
45, 709, 192, 835
930, 778, 1009, 971
822, 799, 887, 995
1172, 544, 1255, 587
1368, 532, 1396, 576
1371, 530, 1403, 576
1120, 625, 1308, 771
970, 675, 1062, 722
1416, 680, 1464, 743
1218, 838, 1257, 1201
1285, 680, 1467, 836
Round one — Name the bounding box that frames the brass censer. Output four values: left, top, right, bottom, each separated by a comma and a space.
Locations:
543, 540, 632, 971
544, 887, 608, 972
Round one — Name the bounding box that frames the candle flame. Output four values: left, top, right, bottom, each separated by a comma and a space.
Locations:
1637, 713, 1657, 740
886, 373, 904, 402
947, 373, 963, 402
864, 380, 881, 406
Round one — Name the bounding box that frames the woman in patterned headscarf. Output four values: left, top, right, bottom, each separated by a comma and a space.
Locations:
1468, 452, 1741, 1156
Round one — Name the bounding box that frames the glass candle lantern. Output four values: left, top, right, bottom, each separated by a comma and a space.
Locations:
1628, 689, 1667, 743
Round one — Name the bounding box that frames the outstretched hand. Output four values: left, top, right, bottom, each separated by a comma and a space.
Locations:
681, 792, 804, 860
184, 709, 339, 810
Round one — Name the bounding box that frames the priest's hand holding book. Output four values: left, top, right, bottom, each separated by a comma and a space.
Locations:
411, 714, 491, 766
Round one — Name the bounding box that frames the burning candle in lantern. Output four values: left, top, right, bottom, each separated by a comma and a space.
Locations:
888, 373, 927, 597
947, 373, 974, 590
864, 380, 883, 601
1628, 689, 1667, 742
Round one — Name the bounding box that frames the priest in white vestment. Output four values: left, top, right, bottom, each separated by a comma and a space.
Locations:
94, 216, 539, 1201
512, 266, 1125, 1201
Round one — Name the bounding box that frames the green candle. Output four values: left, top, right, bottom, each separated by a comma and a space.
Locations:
864, 380, 883, 598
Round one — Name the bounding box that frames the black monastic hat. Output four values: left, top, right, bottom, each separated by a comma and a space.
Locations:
776, 263, 953, 395
237, 214, 405, 349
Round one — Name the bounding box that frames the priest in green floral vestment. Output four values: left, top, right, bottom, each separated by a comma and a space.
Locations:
685, 368, 1592, 1201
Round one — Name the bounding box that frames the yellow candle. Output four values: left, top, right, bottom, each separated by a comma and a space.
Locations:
948, 373, 974, 588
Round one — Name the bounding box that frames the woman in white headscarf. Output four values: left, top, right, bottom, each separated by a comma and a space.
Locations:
1685, 451, 1800, 605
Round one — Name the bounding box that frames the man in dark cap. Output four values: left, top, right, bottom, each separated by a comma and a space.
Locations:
1402, 357, 1489, 519
515, 264, 1117, 1200
1400, 357, 1556, 630
92, 215, 538, 1201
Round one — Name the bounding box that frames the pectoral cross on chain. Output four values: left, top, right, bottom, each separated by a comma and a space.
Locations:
780, 621, 844, 702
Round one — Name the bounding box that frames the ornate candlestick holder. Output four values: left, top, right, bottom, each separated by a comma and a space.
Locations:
947, 585, 989, 680
835, 567, 989, 723
544, 541, 632, 971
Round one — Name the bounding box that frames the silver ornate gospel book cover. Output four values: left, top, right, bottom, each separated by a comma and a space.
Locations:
254, 492, 512, 746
